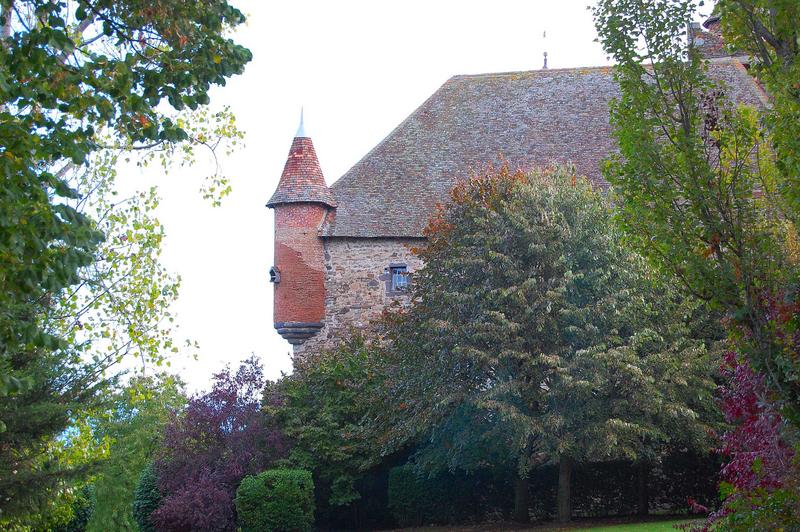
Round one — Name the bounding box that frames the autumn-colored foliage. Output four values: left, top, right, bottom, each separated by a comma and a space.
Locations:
151, 358, 286, 531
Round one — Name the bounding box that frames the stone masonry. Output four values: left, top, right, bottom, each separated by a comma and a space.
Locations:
295, 238, 424, 357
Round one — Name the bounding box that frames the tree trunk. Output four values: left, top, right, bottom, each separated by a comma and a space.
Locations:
557, 454, 574, 523
512, 475, 530, 523
636, 462, 649, 516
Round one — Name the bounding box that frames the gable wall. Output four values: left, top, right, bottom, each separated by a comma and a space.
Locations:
294, 237, 424, 357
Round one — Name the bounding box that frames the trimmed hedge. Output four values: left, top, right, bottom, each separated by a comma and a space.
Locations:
235, 469, 314, 532
388, 464, 511, 527
388, 465, 432, 527
388, 451, 719, 525
132, 464, 161, 532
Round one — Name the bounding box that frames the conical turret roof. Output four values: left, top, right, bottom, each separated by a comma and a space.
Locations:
267, 117, 337, 208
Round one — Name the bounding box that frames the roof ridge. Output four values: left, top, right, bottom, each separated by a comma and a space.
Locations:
450, 56, 750, 80
451, 64, 613, 80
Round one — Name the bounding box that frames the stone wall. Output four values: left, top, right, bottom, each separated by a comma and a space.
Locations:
295, 237, 425, 357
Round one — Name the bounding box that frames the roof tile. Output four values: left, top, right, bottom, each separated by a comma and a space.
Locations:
323, 58, 765, 237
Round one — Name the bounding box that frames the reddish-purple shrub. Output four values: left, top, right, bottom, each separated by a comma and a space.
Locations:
718, 351, 793, 493
700, 351, 799, 528
151, 357, 286, 531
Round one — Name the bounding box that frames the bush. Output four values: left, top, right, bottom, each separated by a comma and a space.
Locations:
235, 469, 314, 532
152, 358, 286, 530
387, 464, 511, 527
132, 464, 161, 532
387, 465, 432, 527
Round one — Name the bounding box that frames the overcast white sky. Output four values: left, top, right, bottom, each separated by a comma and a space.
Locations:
119, 0, 710, 390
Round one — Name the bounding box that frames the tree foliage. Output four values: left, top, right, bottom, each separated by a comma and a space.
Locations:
0, 0, 250, 394
592, 0, 800, 419
265, 335, 383, 509
0, 0, 251, 520
592, 0, 800, 526
372, 166, 719, 520
152, 357, 286, 532
132, 464, 161, 532
87, 374, 186, 531
715, 0, 800, 217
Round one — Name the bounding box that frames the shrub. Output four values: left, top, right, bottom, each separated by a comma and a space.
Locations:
387, 465, 432, 527
387, 464, 509, 527
235, 469, 314, 532
132, 464, 161, 532
152, 358, 286, 530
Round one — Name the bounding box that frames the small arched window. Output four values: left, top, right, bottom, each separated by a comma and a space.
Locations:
269, 266, 281, 284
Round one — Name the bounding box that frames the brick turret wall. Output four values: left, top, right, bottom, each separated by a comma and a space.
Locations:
273, 204, 328, 334
268, 133, 335, 345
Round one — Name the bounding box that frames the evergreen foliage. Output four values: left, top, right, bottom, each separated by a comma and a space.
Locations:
132, 464, 161, 532
235, 469, 315, 532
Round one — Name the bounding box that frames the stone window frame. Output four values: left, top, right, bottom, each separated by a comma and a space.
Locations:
384, 263, 410, 295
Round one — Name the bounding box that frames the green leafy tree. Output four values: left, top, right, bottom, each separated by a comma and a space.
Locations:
715, 0, 800, 217
0, 0, 250, 522
265, 336, 383, 510
592, 0, 800, 420
374, 166, 719, 522
87, 374, 186, 532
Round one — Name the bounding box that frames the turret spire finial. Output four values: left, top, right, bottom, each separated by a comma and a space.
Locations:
295, 107, 306, 137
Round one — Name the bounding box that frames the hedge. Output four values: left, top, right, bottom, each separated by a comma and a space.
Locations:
387, 464, 511, 527
132, 464, 161, 532
388, 451, 719, 525
235, 469, 315, 532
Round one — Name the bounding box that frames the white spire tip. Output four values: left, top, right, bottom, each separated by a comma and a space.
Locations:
295, 107, 307, 137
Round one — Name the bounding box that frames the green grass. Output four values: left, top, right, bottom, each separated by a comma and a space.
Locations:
572, 519, 699, 531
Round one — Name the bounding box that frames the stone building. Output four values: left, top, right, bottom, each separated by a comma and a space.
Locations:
267, 21, 766, 357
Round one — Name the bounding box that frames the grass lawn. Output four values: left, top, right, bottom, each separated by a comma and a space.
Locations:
572, 519, 700, 531
392, 516, 703, 531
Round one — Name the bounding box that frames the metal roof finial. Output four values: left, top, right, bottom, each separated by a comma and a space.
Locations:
295, 106, 306, 137
543, 30, 548, 69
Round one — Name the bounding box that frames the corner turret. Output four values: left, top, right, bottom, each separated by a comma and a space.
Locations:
267, 112, 335, 346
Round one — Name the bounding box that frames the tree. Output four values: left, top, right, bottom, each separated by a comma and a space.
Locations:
715, 0, 800, 217
152, 357, 286, 531
264, 335, 384, 515
374, 166, 718, 522
592, 0, 800, 420
0, 0, 250, 519
132, 464, 161, 532
0, 0, 250, 398
591, 0, 800, 525
87, 374, 186, 531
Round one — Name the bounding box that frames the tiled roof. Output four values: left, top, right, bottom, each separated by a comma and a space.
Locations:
267, 136, 337, 208
322, 58, 766, 238
689, 18, 730, 59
